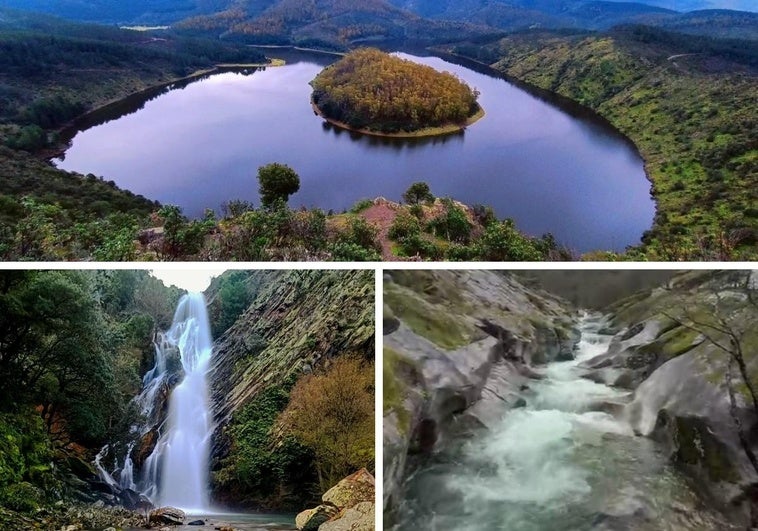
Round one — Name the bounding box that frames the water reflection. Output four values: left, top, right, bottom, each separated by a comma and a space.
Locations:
53, 48, 654, 252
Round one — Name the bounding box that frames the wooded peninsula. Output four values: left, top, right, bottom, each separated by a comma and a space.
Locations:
310, 48, 483, 137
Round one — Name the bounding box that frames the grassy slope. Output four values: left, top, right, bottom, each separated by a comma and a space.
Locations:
449, 26, 757, 260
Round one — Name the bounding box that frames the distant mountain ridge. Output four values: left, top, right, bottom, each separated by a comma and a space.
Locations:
1, 0, 755, 31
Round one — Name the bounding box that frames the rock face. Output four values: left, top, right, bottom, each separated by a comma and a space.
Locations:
583, 270, 758, 526
296, 469, 376, 531
382, 270, 579, 510
207, 270, 375, 480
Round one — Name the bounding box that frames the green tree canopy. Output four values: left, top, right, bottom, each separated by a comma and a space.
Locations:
257, 163, 301, 209
402, 182, 435, 205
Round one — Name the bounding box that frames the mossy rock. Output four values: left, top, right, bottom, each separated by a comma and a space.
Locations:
674, 416, 739, 483
383, 347, 421, 435
383, 304, 400, 335
390, 270, 466, 307
65, 456, 97, 480
321, 468, 375, 510
637, 325, 703, 361
296, 504, 338, 531
384, 283, 473, 350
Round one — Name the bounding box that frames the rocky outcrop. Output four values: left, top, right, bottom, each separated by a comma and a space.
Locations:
382, 270, 578, 511
583, 270, 758, 526
208, 270, 375, 470
296, 469, 375, 531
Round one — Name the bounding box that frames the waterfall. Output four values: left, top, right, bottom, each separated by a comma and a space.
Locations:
94, 445, 119, 489
119, 442, 137, 491
142, 292, 214, 511
95, 292, 214, 512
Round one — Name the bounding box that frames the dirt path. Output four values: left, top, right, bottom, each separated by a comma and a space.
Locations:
360, 202, 402, 261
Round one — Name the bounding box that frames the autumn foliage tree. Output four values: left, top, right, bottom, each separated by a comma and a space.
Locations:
279, 356, 374, 492
311, 48, 481, 133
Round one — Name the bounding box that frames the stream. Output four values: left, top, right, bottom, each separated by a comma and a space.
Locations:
391, 314, 739, 530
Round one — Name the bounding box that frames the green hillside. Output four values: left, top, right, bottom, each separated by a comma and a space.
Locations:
449, 25, 757, 259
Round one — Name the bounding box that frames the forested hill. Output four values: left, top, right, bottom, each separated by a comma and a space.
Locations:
176, 0, 489, 50
4, 0, 756, 46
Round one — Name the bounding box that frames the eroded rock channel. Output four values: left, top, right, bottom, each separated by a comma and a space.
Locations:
384, 270, 758, 530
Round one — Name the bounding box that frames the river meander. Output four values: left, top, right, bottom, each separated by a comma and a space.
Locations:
54, 48, 654, 252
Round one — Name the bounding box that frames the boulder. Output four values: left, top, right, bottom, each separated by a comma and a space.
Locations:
322, 469, 375, 509
319, 501, 375, 531
149, 506, 185, 526
118, 488, 140, 509
625, 343, 758, 525
295, 504, 338, 531
188, 519, 205, 525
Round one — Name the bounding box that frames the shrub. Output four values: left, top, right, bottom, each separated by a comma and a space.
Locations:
397, 233, 444, 260
222, 199, 256, 218
427, 199, 472, 244
472, 204, 497, 227
388, 211, 421, 241
157, 206, 214, 259
409, 204, 424, 220
328, 242, 380, 261
291, 209, 327, 252
332, 217, 381, 260
1, 482, 42, 512
349, 199, 374, 214
475, 220, 544, 261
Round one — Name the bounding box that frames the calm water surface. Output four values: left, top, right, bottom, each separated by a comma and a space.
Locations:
54, 49, 654, 251
125, 512, 295, 531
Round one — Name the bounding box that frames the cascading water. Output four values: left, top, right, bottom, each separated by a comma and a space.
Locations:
95, 292, 214, 512
143, 292, 213, 511
393, 313, 738, 531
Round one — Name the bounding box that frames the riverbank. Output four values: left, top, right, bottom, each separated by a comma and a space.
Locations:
311, 102, 485, 138
446, 28, 757, 260
0, 503, 144, 530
